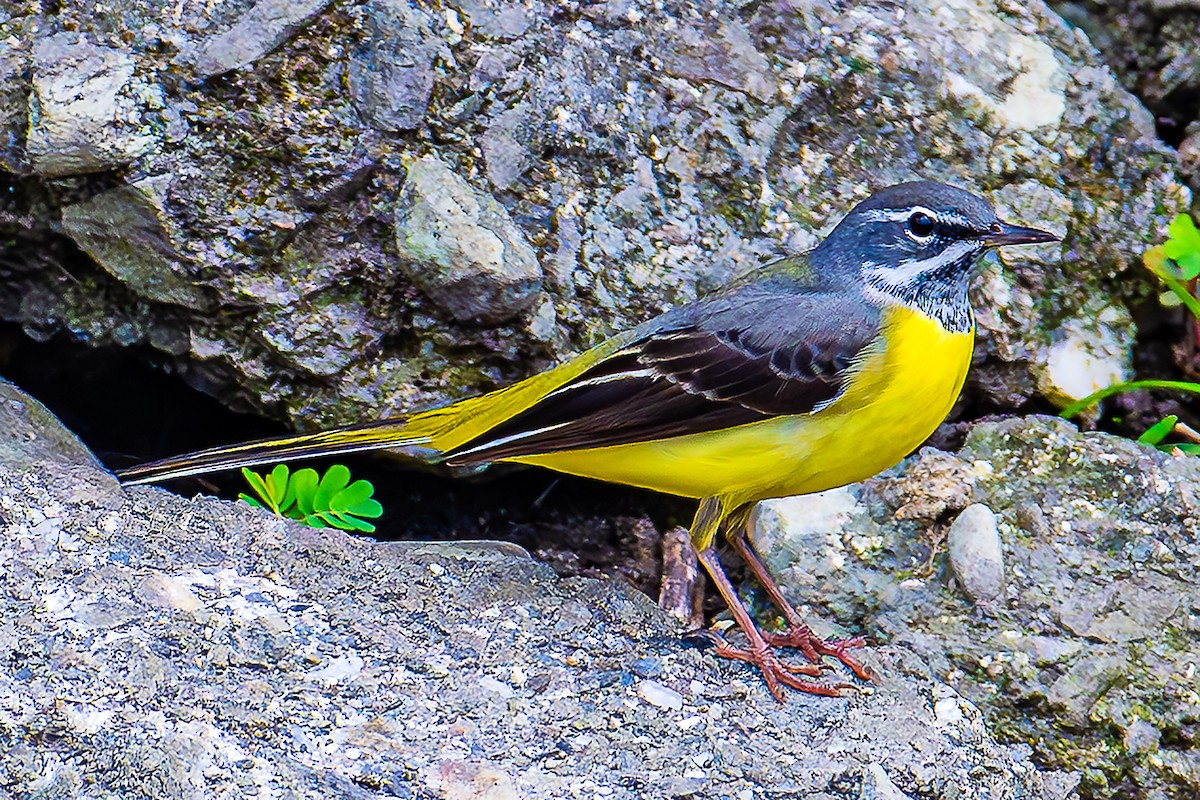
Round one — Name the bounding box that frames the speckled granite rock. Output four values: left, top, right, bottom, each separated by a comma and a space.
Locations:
0, 0, 1187, 429
1050, 0, 1200, 199
756, 415, 1200, 798
0, 388, 1077, 797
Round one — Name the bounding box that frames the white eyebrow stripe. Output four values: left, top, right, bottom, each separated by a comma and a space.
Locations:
859, 207, 976, 230
859, 206, 939, 223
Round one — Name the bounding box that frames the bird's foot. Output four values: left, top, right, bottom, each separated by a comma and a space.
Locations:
763, 624, 874, 682
710, 635, 856, 701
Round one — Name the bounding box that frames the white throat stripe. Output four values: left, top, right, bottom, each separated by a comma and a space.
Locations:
868, 239, 980, 283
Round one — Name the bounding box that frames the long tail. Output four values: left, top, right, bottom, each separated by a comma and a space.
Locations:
117, 417, 434, 485
117, 332, 640, 486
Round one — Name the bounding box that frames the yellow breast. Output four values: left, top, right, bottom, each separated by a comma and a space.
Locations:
511, 304, 974, 504
776, 304, 973, 497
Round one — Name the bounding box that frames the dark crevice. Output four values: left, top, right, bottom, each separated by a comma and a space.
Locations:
0, 320, 693, 597
0, 321, 282, 466
1155, 83, 1200, 149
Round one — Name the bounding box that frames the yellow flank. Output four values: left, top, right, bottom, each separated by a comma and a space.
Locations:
509, 304, 973, 505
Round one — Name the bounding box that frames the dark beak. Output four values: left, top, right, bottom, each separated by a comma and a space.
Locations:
981, 221, 1060, 247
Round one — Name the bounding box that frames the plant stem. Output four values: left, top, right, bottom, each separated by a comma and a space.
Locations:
1175, 420, 1200, 444
1060, 379, 1200, 419
1163, 274, 1200, 321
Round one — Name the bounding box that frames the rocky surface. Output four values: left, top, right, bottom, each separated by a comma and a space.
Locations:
0, 381, 1080, 799
755, 416, 1200, 799
1051, 0, 1200, 170
0, 0, 1188, 431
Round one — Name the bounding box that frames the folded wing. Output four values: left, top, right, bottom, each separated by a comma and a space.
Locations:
444, 286, 881, 464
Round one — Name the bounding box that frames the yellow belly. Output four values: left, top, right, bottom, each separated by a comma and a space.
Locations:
511, 305, 973, 504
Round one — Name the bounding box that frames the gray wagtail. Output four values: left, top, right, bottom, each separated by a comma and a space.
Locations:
119, 181, 1058, 700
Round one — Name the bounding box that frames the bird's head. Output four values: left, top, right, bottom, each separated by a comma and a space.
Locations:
814, 181, 1059, 331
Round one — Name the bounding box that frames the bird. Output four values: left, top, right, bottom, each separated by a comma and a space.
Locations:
118, 181, 1058, 700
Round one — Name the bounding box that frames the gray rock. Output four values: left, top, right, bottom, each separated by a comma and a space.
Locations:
1051, 0, 1200, 131
347, 0, 438, 132
0, 378, 109, 478
758, 416, 1200, 797
0, 384, 1071, 799
860, 763, 915, 800
481, 105, 535, 190
60, 178, 214, 311
0, 14, 31, 172
27, 32, 159, 177
946, 504, 1005, 604
183, 0, 333, 78
395, 153, 543, 325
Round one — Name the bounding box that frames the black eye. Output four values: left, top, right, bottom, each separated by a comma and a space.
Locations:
907, 212, 935, 238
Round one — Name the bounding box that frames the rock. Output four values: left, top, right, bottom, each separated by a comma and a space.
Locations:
0, 0, 1188, 430
0, 14, 32, 172
394, 154, 543, 325
0, 378, 111, 479
0, 385, 1070, 800
27, 32, 159, 177
60, 179, 214, 311
1050, 0, 1200, 167
1179, 125, 1200, 181
481, 105, 535, 190
183, 0, 332, 78
256, 291, 387, 376
860, 763, 915, 800
637, 679, 684, 711
753, 487, 864, 573
1036, 302, 1133, 407
347, 0, 438, 132
762, 415, 1200, 797
946, 504, 1005, 604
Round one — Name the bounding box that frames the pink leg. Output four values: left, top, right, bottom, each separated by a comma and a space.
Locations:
695, 545, 853, 701
725, 518, 873, 682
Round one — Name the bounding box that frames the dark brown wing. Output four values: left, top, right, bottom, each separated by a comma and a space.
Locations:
443, 283, 881, 464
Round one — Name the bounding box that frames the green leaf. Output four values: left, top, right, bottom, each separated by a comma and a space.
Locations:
1145, 243, 1171, 278
240, 463, 383, 532
1167, 213, 1200, 249
333, 478, 374, 507
241, 467, 286, 514
238, 493, 265, 509
266, 464, 292, 508
290, 468, 320, 517
336, 514, 377, 533
344, 497, 383, 519
314, 464, 351, 510
301, 512, 328, 528
1164, 215, 1200, 279
1169, 443, 1200, 455
1137, 415, 1178, 446
333, 480, 382, 518
1176, 252, 1200, 281
319, 509, 377, 533
241, 467, 271, 507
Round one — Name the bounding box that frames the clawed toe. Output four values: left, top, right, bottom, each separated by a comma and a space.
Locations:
694, 541, 872, 701
763, 627, 874, 682
711, 637, 855, 700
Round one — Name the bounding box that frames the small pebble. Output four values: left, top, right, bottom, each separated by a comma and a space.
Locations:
631, 657, 662, 678
479, 676, 515, 698
947, 503, 1005, 604
638, 679, 684, 711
